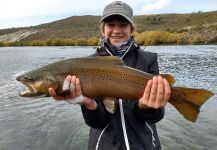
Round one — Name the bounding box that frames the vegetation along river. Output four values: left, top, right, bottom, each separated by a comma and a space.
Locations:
0, 45, 216, 150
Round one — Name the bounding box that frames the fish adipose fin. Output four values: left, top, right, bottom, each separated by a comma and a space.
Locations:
160, 73, 176, 85
169, 87, 214, 122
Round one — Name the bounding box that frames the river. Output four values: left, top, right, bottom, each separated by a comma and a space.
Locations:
0, 45, 216, 150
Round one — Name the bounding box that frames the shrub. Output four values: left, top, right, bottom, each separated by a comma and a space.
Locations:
87, 37, 99, 46
75, 38, 88, 46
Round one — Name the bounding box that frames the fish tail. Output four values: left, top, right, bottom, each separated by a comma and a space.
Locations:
169, 87, 214, 122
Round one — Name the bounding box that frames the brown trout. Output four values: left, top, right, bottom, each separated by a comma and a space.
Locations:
16, 56, 214, 122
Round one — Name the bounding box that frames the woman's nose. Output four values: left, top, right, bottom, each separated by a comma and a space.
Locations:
113, 25, 121, 33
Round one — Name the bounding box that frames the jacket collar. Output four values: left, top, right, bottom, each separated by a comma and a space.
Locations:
97, 36, 140, 58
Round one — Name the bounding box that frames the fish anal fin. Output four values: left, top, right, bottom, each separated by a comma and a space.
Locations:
103, 97, 118, 114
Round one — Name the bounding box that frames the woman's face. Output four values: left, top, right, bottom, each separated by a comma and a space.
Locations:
102, 19, 132, 46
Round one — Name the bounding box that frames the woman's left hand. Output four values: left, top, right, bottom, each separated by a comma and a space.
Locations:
139, 76, 171, 109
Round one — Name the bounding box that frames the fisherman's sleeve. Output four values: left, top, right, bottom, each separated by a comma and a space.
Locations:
81, 100, 109, 129
134, 103, 165, 123
134, 52, 164, 123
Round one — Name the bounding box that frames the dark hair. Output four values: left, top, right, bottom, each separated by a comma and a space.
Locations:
101, 15, 134, 34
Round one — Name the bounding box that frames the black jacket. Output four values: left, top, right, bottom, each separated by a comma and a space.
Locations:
81, 40, 164, 150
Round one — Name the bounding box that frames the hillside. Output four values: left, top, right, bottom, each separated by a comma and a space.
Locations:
0, 11, 217, 44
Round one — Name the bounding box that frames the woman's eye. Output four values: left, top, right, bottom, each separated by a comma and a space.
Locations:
120, 23, 129, 27
106, 24, 114, 27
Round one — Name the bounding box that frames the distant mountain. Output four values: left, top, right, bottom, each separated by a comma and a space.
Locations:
0, 11, 217, 43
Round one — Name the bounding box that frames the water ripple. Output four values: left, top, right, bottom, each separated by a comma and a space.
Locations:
0, 46, 216, 150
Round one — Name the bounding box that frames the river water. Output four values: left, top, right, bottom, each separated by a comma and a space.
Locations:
0, 46, 216, 150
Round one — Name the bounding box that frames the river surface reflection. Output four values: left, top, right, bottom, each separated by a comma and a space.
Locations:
0, 46, 216, 150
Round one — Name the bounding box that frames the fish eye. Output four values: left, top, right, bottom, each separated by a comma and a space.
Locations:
24, 76, 34, 81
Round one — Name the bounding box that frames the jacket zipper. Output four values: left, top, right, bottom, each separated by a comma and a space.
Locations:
145, 122, 156, 147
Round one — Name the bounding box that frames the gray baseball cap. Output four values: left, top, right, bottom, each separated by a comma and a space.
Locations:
101, 1, 133, 24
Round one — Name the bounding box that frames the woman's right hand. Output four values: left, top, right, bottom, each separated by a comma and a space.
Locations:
48, 75, 98, 110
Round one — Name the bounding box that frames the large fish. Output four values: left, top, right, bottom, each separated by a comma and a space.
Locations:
16, 56, 214, 122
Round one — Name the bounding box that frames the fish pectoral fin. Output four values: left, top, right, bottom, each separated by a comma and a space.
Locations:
96, 56, 124, 65
160, 73, 176, 85
103, 97, 118, 114
58, 90, 70, 97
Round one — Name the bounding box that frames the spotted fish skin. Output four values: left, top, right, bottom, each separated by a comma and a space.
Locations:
16, 56, 214, 122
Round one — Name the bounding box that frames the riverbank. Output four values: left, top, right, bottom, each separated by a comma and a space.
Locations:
0, 30, 216, 47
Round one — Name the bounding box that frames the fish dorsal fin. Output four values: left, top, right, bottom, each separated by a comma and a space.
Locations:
103, 97, 118, 114
160, 73, 176, 85
96, 56, 124, 65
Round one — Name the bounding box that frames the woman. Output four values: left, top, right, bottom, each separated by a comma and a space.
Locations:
49, 1, 171, 150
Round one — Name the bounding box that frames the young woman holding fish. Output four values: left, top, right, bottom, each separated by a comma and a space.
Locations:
49, 1, 171, 149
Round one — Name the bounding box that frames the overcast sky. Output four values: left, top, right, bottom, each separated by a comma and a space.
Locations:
0, 0, 216, 29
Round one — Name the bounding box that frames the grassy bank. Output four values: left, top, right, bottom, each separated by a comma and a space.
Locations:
0, 30, 216, 47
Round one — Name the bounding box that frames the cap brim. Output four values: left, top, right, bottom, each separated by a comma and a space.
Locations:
101, 13, 133, 24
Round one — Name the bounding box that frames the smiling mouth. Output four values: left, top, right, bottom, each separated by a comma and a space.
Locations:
112, 36, 122, 39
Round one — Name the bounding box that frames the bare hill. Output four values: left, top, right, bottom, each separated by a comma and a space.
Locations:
0, 11, 217, 43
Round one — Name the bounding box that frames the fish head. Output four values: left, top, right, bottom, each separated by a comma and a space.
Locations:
16, 71, 58, 98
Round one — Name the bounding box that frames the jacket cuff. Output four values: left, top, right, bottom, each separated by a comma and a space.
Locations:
135, 101, 164, 123
81, 104, 100, 114
81, 101, 109, 129
136, 105, 159, 115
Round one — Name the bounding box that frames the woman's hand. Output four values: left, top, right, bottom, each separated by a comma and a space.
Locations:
139, 76, 171, 109
48, 75, 98, 110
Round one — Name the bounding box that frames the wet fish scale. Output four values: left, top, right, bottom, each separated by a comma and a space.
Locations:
16, 56, 214, 122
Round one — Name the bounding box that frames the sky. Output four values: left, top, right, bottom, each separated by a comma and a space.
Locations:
0, 0, 217, 29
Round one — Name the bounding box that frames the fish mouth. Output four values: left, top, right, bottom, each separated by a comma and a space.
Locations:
18, 81, 39, 97
16, 75, 50, 98
16, 76, 42, 97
